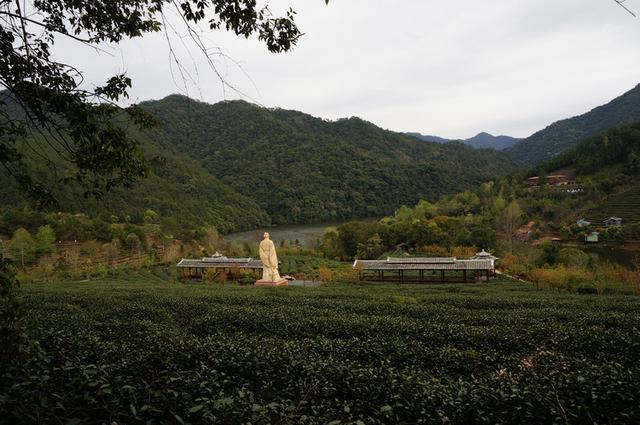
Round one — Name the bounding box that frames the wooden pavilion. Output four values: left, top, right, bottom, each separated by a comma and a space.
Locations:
176, 253, 263, 280
353, 253, 497, 283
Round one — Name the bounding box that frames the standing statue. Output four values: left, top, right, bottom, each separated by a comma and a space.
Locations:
256, 232, 287, 286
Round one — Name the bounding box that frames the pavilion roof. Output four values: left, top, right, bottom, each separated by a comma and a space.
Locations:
470, 250, 499, 261
353, 257, 493, 270
177, 257, 263, 269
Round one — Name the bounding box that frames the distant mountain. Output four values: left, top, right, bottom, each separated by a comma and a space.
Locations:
505, 84, 640, 165
140, 95, 517, 224
406, 132, 520, 150
405, 133, 453, 144
465, 132, 521, 150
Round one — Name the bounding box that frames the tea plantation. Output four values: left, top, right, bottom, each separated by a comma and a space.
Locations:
586, 183, 640, 224
3, 272, 640, 424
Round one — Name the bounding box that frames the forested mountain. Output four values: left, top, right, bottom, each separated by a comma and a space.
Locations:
0, 128, 270, 237
506, 84, 640, 165
405, 133, 452, 144
407, 132, 520, 150
538, 122, 640, 226
542, 122, 640, 177
141, 95, 516, 224
465, 132, 521, 150
1, 93, 516, 236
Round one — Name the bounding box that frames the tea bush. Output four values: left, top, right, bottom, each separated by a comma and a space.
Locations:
2, 275, 640, 424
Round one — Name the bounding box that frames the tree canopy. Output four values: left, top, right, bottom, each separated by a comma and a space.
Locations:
0, 0, 325, 206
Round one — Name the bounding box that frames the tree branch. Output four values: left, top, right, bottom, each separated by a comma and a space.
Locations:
613, 0, 637, 17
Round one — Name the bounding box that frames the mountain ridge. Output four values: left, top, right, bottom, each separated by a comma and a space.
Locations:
140, 94, 517, 224
505, 83, 640, 164
407, 131, 521, 150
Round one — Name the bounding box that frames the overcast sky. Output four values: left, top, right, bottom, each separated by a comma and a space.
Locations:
56, 0, 640, 139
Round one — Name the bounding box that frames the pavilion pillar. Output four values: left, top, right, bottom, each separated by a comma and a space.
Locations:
463, 269, 467, 282
485, 270, 490, 283
440, 270, 445, 282
420, 269, 424, 283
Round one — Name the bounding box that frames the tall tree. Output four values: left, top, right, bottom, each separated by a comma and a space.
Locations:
35, 225, 56, 255
9, 227, 35, 268
500, 200, 523, 254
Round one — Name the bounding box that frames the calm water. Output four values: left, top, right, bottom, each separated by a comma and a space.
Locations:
224, 222, 343, 248
579, 244, 640, 268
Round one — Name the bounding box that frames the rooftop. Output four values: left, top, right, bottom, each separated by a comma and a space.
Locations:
354, 256, 494, 270
177, 255, 263, 269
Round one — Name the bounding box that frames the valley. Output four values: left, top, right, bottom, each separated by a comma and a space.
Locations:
3, 2, 640, 424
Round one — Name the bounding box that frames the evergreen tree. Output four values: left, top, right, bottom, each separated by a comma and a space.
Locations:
35, 225, 56, 255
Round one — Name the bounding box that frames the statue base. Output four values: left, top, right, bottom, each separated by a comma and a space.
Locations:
255, 279, 289, 286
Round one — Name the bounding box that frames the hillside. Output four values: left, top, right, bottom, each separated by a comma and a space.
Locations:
407, 132, 520, 150
538, 122, 640, 225
506, 84, 640, 165
542, 122, 640, 176
141, 95, 517, 224
585, 184, 640, 225
0, 127, 270, 238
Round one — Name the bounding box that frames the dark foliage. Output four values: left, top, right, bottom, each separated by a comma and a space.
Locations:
2, 277, 639, 424
543, 122, 640, 176
0, 126, 270, 237
141, 95, 516, 224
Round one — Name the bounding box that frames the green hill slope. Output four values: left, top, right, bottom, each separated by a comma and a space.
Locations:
1, 93, 517, 236
585, 184, 640, 224
538, 122, 640, 225
506, 84, 640, 165
0, 129, 270, 237
141, 95, 516, 224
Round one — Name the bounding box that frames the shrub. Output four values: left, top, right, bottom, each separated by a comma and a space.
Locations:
348, 263, 363, 283
419, 244, 449, 257
558, 248, 589, 268
202, 269, 218, 283
451, 246, 476, 258
317, 267, 333, 283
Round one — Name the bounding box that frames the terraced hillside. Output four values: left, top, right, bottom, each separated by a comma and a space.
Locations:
586, 184, 640, 224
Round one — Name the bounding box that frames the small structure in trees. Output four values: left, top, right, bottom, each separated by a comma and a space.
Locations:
525, 173, 576, 188
352, 253, 496, 284
603, 217, 623, 228
576, 219, 591, 228
585, 232, 600, 243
